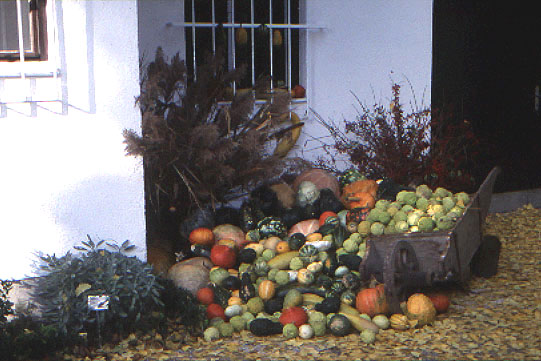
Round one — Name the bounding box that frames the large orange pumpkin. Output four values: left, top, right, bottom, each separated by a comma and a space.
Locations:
342, 179, 378, 203
344, 191, 376, 210
355, 284, 389, 317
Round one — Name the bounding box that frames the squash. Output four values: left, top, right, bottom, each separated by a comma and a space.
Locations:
258, 280, 276, 301
196, 287, 215, 305
389, 313, 410, 330
406, 293, 436, 326
280, 307, 308, 327
344, 191, 376, 210
298, 324, 314, 339
222, 275, 241, 291
341, 179, 378, 200
428, 292, 450, 313
355, 284, 389, 317
213, 224, 246, 248
319, 211, 338, 226
287, 232, 306, 250
299, 244, 319, 262
227, 296, 243, 306
314, 296, 341, 314
238, 248, 257, 264
305, 232, 323, 243
267, 251, 300, 269
288, 219, 320, 236
244, 242, 265, 257
189, 227, 215, 247
339, 168, 366, 188
239, 273, 257, 302
264, 297, 284, 314
275, 240, 291, 254
293, 168, 341, 198
217, 239, 237, 250
283, 289, 304, 308
263, 236, 281, 251
168, 263, 209, 296
257, 217, 287, 238
297, 268, 315, 285
210, 244, 237, 269
328, 314, 351, 336
249, 318, 283, 336
340, 290, 356, 306
206, 303, 226, 320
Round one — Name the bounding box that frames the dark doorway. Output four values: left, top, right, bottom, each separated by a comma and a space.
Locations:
432, 0, 541, 192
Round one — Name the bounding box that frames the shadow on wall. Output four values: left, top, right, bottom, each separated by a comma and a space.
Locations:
52, 174, 145, 259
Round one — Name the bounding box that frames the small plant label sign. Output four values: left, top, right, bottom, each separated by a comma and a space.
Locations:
87, 294, 110, 311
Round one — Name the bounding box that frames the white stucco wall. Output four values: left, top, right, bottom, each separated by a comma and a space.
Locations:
0, 0, 145, 280
297, 0, 433, 163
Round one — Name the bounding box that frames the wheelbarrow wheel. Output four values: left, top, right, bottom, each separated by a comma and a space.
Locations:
383, 240, 421, 314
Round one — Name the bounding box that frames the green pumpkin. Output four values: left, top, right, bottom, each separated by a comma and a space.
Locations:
324, 215, 341, 227
329, 280, 347, 296
340, 289, 356, 306
318, 223, 337, 236
339, 168, 366, 188
287, 232, 306, 251
299, 244, 319, 263
328, 314, 352, 336
257, 216, 287, 238
332, 225, 349, 248
341, 272, 361, 291
254, 258, 270, 277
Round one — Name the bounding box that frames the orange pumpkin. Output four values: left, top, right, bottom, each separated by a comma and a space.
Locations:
189, 227, 215, 247
355, 284, 389, 317
344, 191, 376, 210
342, 179, 378, 203
275, 241, 291, 254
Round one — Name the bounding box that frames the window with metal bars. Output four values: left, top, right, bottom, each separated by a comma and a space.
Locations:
183, 0, 304, 96
0, 0, 48, 61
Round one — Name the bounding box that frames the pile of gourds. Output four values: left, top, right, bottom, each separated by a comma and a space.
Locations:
169, 168, 455, 342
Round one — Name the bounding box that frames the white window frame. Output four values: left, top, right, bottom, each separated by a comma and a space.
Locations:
167, 0, 324, 106
0, 0, 67, 117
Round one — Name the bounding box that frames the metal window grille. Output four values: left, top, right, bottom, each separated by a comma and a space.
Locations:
167, 0, 323, 102
0, 0, 66, 117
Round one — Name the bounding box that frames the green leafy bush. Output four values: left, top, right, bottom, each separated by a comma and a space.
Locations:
0, 280, 14, 323
31, 237, 164, 342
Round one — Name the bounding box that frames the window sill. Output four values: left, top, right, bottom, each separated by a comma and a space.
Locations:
0, 61, 59, 78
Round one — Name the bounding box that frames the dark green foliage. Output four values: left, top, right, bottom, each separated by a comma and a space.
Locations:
157, 278, 207, 333
0, 314, 69, 361
31, 237, 163, 342
0, 280, 14, 323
